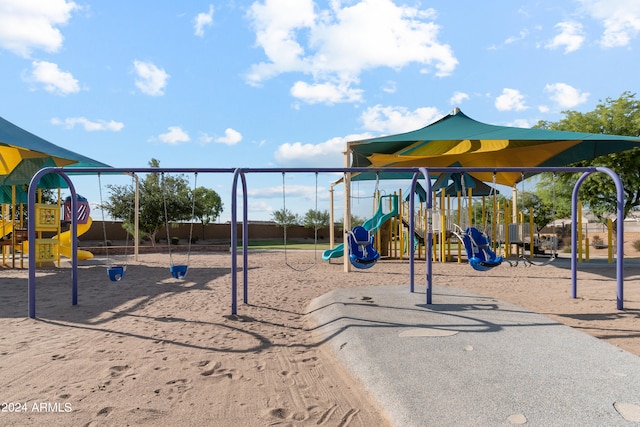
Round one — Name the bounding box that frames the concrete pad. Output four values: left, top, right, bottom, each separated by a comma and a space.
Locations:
307, 285, 640, 427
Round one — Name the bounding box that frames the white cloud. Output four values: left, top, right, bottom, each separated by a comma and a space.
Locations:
504, 29, 528, 45
382, 81, 397, 94
274, 134, 370, 167
545, 83, 589, 108
0, 0, 78, 57
215, 128, 242, 145
133, 60, 169, 96
246, 0, 457, 103
449, 91, 470, 105
495, 88, 528, 112
27, 60, 80, 95
538, 105, 550, 113
360, 105, 442, 134
545, 21, 585, 53
578, 0, 640, 47
290, 80, 363, 104
51, 116, 124, 131
158, 126, 190, 144
194, 4, 214, 37
199, 133, 214, 144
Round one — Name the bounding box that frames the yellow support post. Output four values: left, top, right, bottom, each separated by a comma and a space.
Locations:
492, 193, 497, 253
445, 195, 451, 262
529, 206, 534, 258
423, 202, 428, 260
398, 188, 404, 260
440, 190, 445, 262
503, 200, 510, 258
467, 187, 473, 228
577, 200, 583, 263
456, 190, 462, 263
585, 236, 590, 262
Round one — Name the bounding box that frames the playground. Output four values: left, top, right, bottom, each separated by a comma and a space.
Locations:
0, 163, 638, 425
3, 111, 640, 424
2, 246, 640, 426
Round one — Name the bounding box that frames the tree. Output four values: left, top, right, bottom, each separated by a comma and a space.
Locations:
271, 208, 299, 227
534, 173, 572, 220
302, 209, 330, 230
192, 186, 224, 240
534, 91, 640, 221
518, 190, 555, 232
102, 159, 193, 245
337, 214, 366, 232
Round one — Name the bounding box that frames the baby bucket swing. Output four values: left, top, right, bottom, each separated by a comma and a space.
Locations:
452, 172, 503, 272
162, 172, 197, 279
345, 172, 381, 269
98, 172, 133, 281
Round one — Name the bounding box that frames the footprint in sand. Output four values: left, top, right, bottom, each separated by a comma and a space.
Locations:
200, 363, 238, 383
108, 365, 130, 378
96, 406, 113, 416
155, 379, 192, 400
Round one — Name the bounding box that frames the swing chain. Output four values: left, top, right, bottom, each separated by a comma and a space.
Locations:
161, 172, 174, 266
98, 172, 110, 263
186, 172, 198, 266
282, 172, 318, 271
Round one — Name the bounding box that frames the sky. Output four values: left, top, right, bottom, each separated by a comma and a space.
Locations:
1, 0, 639, 223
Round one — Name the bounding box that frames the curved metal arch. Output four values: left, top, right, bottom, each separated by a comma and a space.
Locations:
571, 167, 625, 309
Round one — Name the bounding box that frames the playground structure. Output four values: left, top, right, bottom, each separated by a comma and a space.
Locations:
24, 166, 627, 320
321, 180, 564, 267
1, 193, 93, 268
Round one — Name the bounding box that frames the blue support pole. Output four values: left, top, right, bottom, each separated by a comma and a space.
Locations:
571, 167, 625, 309
28, 168, 78, 319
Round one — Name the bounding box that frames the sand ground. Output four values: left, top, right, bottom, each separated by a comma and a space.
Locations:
1, 235, 640, 426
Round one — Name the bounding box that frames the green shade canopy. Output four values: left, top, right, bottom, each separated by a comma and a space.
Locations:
350, 110, 640, 186
1, 158, 69, 188
0, 185, 27, 204
0, 115, 110, 174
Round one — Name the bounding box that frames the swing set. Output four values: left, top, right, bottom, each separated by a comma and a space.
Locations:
451, 171, 560, 272
21, 165, 628, 319
96, 170, 200, 282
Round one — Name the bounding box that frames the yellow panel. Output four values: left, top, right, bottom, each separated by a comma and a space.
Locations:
35, 204, 59, 231
35, 238, 58, 262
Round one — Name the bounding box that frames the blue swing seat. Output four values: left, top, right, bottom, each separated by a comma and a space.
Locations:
107, 265, 126, 282
347, 226, 380, 269
170, 264, 188, 279
458, 227, 502, 272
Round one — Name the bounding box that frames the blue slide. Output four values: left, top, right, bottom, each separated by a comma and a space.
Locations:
322, 195, 399, 260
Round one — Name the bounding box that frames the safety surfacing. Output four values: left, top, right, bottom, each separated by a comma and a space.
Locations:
307, 285, 640, 427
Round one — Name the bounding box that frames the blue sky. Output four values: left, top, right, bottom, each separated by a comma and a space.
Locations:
1, 0, 639, 222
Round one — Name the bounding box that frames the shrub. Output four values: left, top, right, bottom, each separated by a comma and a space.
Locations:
633, 240, 640, 252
